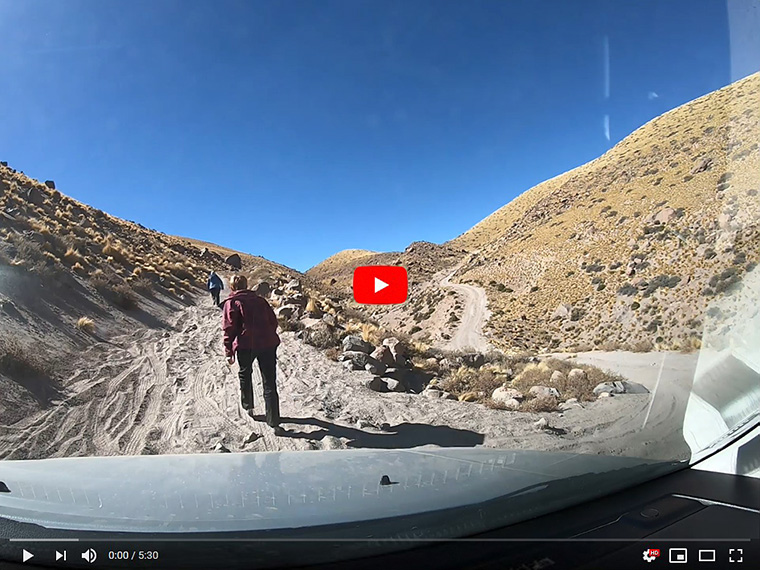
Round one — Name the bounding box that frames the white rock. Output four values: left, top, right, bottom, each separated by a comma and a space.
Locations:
550, 370, 566, 384
593, 381, 626, 395
534, 417, 548, 429
528, 385, 560, 399
598, 392, 613, 398
567, 369, 587, 383
492, 386, 524, 404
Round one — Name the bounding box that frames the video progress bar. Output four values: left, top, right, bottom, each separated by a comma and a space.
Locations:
8, 538, 754, 543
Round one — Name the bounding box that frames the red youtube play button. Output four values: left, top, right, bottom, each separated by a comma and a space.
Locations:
353, 266, 408, 304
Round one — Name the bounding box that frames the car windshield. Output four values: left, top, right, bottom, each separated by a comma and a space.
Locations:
0, 0, 758, 539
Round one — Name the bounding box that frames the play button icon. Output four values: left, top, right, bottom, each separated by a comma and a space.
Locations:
22, 550, 34, 563
353, 266, 408, 304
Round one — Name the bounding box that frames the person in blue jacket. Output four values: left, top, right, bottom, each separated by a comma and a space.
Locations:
207, 271, 224, 307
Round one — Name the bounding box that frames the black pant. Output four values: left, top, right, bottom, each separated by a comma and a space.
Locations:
210, 288, 221, 306
236, 348, 280, 427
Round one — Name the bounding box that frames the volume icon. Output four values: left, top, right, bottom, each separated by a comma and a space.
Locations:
81, 548, 97, 563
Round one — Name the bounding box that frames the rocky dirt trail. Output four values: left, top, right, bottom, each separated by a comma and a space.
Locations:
0, 296, 688, 462
438, 260, 492, 353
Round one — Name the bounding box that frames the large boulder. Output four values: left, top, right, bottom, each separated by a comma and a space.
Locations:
382, 337, 407, 367
567, 369, 587, 383
366, 377, 387, 392
371, 345, 396, 367
25, 187, 44, 206
593, 381, 626, 396
550, 370, 566, 384
492, 386, 524, 403
276, 305, 298, 319
225, 253, 242, 269
252, 281, 271, 297
383, 378, 407, 393
528, 386, 560, 399
339, 351, 381, 371
285, 279, 302, 292
283, 294, 307, 306
44, 180, 56, 189
342, 335, 373, 354
365, 361, 387, 375
461, 353, 485, 369
322, 313, 338, 327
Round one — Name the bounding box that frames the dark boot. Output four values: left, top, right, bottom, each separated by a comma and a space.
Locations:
236, 350, 255, 411
257, 348, 280, 427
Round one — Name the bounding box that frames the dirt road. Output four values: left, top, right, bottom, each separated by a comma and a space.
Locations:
439, 263, 492, 352
0, 300, 692, 462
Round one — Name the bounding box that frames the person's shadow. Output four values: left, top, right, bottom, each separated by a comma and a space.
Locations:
263, 416, 484, 449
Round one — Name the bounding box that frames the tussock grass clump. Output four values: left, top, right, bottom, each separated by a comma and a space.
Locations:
520, 395, 560, 413
76, 317, 95, 333
441, 366, 502, 402
0, 336, 53, 379
102, 238, 127, 264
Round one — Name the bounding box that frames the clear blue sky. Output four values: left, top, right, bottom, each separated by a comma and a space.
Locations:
0, 0, 749, 271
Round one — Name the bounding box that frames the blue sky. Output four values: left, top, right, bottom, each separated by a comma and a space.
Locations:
0, 0, 747, 271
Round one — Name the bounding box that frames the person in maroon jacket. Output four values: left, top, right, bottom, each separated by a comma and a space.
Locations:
222, 274, 282, 430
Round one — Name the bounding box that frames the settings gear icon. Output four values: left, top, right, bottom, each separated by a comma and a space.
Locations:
643, 548, 660, 563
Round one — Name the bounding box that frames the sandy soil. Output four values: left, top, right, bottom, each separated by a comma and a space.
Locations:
0, 288, 694, 462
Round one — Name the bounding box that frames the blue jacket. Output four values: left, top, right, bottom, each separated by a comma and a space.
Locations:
207, 273, 223, 291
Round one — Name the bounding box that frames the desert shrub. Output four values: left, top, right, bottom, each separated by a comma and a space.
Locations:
520, 395, 560, 413
131, 277, 155, 296
63, 247, 83, 265
76, 317, 95, 333
628, 339, 654, 352
170, 263, 196, 282
109, 283, 138, 309
324, 347, 340, 361
277, 316, 304, 333
102, 239, 127, 264
303, 323, 341, 349
305, 298, 318, 314
0, 336, 53, 379
441, 366, 501, 401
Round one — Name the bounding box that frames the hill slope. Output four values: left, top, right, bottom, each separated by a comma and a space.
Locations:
307, 73, 760, 353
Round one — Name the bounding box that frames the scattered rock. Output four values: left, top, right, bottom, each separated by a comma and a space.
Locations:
200, 247, 211, 259
44, 180, 56, 189
593, 381, 626, 395
426, 378, 442, 390
654, 207, 677, 224
371, 345, 396, 367
183, 324, 198, 333
252, 281, 271, 297
342, 335, 373, 354
550, 370, 566, 384
534, 417, 548, 430
424, 388, 443, 399
321, 313, 337, 327
213, 442, 231, 453
551, 303, 573, 320
495, 397, 520, 411
383, 378, 406, 393
461, 353, 485, 368
224, 253, 242, 269
340, 351, 382, 371
286, 279, 302, 292
366, 377, 388, 392
24, 187, 44, 205
491, 386, 524, 404
276, 305, 297, 319
691, 156, 713, 174
441, 391, 456, 400
243, 432, 261, 445
382, 337, 408, 367
598, 392, 613, 399
365, 361, 387, 375
528, 386, 560, 399
567, 369, 587, 383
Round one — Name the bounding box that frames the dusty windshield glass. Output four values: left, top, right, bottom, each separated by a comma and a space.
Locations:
0, 0, 758, 502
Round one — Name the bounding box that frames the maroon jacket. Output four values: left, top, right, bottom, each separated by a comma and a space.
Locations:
222, 290, 280, 357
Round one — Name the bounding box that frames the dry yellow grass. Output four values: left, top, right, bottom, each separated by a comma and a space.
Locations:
76, 317, 95, 333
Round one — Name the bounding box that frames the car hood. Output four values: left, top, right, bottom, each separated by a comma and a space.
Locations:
0, 448, 676, 534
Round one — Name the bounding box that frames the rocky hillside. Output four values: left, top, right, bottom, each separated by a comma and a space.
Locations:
0, 164, 298, 422
451, 72, 760, 352
308, 73, 760, 353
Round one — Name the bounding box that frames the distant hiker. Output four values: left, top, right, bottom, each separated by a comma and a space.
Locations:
222, 274, 282, 431
207, 271, 224, 307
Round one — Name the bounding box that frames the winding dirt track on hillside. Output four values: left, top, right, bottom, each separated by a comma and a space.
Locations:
439, 261, 492, 352
0, 294, 689, 462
